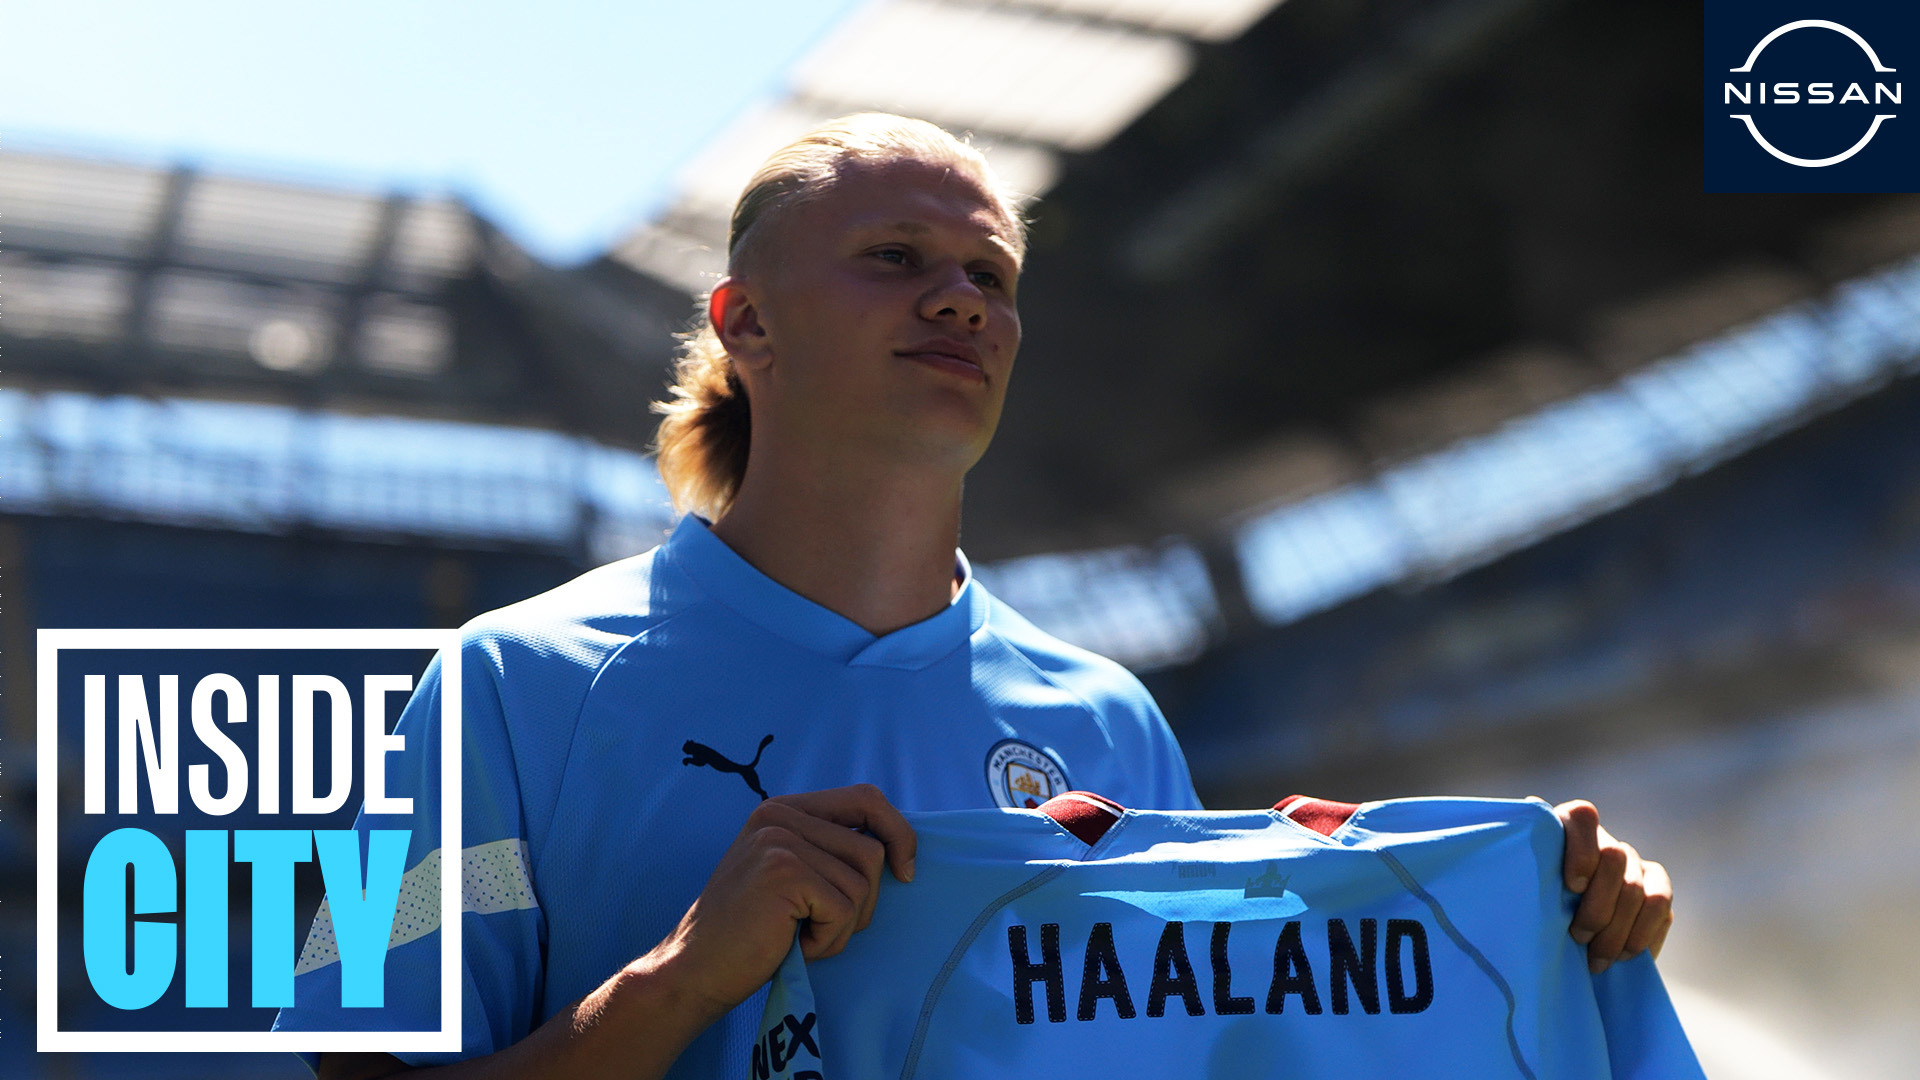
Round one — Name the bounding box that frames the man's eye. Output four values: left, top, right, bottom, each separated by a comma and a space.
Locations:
874, 248, 909, 264
970, 270, 1003, 289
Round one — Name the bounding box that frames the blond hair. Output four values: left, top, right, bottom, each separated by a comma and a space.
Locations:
651, 113, 1028, 520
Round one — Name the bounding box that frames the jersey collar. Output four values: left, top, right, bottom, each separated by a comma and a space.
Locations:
663, 515, 989, 671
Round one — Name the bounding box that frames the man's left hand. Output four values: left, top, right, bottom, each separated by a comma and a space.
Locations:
1554, 799, 1674, 974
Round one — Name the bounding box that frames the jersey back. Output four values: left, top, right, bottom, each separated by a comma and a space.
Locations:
751, 795, 1704, 1080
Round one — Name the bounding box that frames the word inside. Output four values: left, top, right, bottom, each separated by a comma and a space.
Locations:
1723, 82, 1901, 104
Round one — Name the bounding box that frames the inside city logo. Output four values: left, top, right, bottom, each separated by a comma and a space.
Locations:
1705, 2, 1917, 193
36, 629, 462, 1054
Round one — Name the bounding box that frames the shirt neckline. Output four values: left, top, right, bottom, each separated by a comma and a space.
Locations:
661, 514, 988, 670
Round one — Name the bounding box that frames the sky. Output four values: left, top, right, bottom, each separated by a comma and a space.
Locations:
0, 0, 867, 264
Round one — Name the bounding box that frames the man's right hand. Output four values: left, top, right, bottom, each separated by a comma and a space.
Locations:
319, 783, 916, 1080
642, 783, 918, 1023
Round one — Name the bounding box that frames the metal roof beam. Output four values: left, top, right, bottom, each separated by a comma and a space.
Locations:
118, 165, 196, 377
322, 192, 409, 394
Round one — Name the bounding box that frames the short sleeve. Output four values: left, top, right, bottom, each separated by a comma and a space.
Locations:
272, 645, 548, 1069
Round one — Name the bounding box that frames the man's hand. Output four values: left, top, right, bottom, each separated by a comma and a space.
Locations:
1555, 799, 1673, 974
317, 784, 918, 1080
642, 783, 918, 1023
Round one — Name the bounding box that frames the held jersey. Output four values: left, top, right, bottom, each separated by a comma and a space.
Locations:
752, 793, 1704, 1080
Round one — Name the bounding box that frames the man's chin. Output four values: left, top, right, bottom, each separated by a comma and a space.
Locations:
862, 413, 999, 473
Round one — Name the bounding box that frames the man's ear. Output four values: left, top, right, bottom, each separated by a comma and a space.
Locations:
710, 278, 772, 370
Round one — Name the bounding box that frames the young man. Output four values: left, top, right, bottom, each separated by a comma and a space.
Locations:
298, 115, 1671, 1080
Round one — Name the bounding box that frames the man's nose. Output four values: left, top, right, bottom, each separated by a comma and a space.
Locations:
920, 266, 986, 328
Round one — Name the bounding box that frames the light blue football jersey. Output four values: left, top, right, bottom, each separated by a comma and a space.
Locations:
751, 793, 1703, 1080
272, 515, 1199, 1077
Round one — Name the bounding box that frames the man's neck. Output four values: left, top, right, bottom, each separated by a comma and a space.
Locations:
710, 453, 967, 637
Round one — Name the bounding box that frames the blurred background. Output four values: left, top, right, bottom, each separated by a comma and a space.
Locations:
3, 0, 1916, 1076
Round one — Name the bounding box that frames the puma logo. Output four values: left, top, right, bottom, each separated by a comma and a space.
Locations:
682, 734, 775, 800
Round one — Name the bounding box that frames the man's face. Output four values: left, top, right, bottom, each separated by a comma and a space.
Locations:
720, 155, 1023, 471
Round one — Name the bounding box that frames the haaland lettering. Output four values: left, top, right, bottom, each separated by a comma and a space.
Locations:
80, 672, 413, 1011
1724, 19, 1901, 167
1006, 918, 1434, 1025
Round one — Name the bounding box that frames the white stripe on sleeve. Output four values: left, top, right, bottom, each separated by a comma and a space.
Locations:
295, 837, 538, 976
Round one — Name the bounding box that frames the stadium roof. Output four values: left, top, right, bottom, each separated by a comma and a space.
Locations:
0, 147, 688, 445
979, 243, 1920, 668
611, 0, 1289, 294
2, 150, 473, 378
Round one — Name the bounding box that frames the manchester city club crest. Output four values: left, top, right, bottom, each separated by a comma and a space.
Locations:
985, 738, 1071, 809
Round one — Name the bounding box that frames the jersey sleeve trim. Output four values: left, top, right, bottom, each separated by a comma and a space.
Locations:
294, 838, 538, 976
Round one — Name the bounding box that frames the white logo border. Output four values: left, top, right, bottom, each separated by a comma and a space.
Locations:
36, 627, 464, 1055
